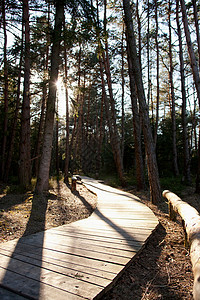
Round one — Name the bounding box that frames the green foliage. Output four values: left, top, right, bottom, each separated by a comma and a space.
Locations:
99, 173, 121, 188
3, 178, 36, 194
0, 0, 198, 193
160, 176, 191, 195
3, 184, 26, 194
156, 115, 189, 177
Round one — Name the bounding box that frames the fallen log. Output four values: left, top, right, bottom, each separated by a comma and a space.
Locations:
163, 190, 200, 300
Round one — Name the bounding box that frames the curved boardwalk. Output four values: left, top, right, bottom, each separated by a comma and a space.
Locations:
0, 177, 158, 299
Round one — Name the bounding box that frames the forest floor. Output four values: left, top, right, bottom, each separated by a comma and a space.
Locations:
0, 179, 198, 299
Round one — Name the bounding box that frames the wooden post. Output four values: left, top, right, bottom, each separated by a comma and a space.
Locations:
71, 176, 77, 192
182, 219, 190, 249
168, 201, 176, 221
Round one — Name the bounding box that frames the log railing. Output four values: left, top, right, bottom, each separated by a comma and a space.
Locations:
163, 190, 200, 300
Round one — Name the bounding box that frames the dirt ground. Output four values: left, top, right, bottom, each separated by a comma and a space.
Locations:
0, 180, 97, 243
0, 180, 198, 299
101, 186, 195, 300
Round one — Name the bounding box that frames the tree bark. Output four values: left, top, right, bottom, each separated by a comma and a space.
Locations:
33, 3, 50, 177
102, 0, 125, 185
19, 0, 31, 187
147, 0, 150, 108
180, 0, 200, 103
95, 0, 105, 175
136, 0, 142, 70
4, 16, 24, 182
191, 0, 200, 191
63, 13, 70, 184
1, 0, 9, 179
69, 45, 81, 175
154, 0, 159, 146
55, 99, 59, 177
126, 38, 145, 190
176, 0, 191, 184
168, 0, 179, 177
97, 83, 104, 174
192, 0, 200, 73
35, 0, 64, 193
121, 26, 125, 161
179, 0, 200, 191
123, 0, 161, 203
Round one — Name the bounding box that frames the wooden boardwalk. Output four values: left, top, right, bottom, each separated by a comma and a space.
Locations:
0, 177, 159, 299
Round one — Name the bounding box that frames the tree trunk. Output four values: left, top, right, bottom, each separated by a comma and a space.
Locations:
35, 0, 64, 193
95, 0, 105, 175
121, 26, 125, 160
176, 0, 191, 184
33, 3, 50, 177
168, 0, 179, 177
55, 100, 59, 178
123, 0, 161, 203
4, 17, 24, 182
97, 84, 104, 174
179, 0, 200, 191
63, 12, 70, 184
191, 0, 200, 191
1, 0, 9, 179
154, 0, 159, 146
102, 0, 125, 185
126, 38, 145, 190
147, 0, 150, 108
77, 70, 85, 172
34, 80, 47, 177
19, 0, 31, 187
69, 46, 81, 175
192, 0, 200, 73
180, 0, 200, 103
136, 0, 142, 70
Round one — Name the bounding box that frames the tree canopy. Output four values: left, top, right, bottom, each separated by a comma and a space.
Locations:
0, 0, 200, 201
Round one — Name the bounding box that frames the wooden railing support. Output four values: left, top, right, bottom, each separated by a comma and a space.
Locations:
163, 190, 200, 300
71, 176, 77, 192
168, 201, 177, 221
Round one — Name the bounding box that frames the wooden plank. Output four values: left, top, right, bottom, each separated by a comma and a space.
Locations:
0, 176, 159, 300
0, 242, 124, 274
0, 286, 28, 300
1, 227, 146, 249
0, 254, 105, 299
52, 223, 156, 237
47, 227, 150, 244
0, 266, 88, 300
20, 232, 143, 252
0, 247, 119, 279
0, 248, 116, 281
0, 239, 132, 266
2, 236, 132, 264
51, 223, 154, 234
22, 236, 140, 258
0, 251, 112, 288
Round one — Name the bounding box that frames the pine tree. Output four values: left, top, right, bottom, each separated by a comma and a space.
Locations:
35, 0, 64, 193
123, 0, 161, 203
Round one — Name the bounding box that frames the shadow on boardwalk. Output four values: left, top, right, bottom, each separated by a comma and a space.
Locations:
74, 189, 143, 251
0, 194, 48, 299
0, 178, 158, 299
